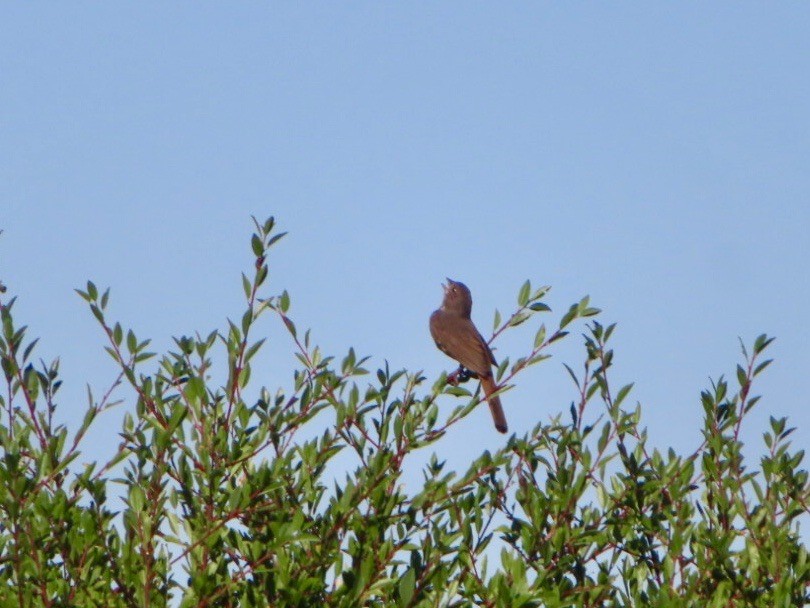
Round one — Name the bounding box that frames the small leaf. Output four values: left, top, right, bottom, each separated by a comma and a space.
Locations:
185, 377, 206, 403
90, 305, 104, 323
508, 312, 531, 327
754, 359, 773, 376
128, 485, 145, 512
533, 325, 546, 348
241, 309, 253, 334
256, 264, 268, 286
517, 280, 531, 307
127, 330, 137, 354
251, 234, 263, 256
736, 364, 747, 388
244, 339, 266, 362
563, 363, 579, 388
598, 421, 611, 452
559, 304, 578, 329
267, 231, 288, 247
22, 338, 39, 362
398, 568, 416, 607
615, 383, 634, 407
753, 334, 775, 354
282, 315, 296, 338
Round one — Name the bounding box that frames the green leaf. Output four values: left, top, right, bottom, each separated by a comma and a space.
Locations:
244, 339, 266, 362
90, 304, 104, 323
563, 363, 579, 388
127, 329, 137, 353
598, 421, 611, 452
753, 333, 775, 354
251, 233, 263, 256
398, 568, 415, 607
533, 324, 546, 348
754, 359, 773, 376
508, 312, 531, 327
128, 485, 145, 512
559, 303, 578, 329
614, 383, 634, 407
241, 309, 253, 334
267, 231, 288, 247
22, 338, 39, 362
256, 264, 268, 285
282, 315, 296, 338
517, 280, 531, 307
185, 377, 206, 404
736, 364, 748, 388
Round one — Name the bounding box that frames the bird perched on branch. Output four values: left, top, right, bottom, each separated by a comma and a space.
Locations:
429, 278, 507, 433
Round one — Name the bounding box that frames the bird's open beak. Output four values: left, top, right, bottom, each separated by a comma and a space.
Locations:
441, 280, 448, 294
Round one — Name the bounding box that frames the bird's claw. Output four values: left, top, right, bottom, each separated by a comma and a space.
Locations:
447, 366, 475, 386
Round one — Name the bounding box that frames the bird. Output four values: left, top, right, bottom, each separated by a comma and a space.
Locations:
429, 278, 507, 433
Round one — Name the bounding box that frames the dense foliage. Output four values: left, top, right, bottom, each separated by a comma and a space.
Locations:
0, 218, 807, 607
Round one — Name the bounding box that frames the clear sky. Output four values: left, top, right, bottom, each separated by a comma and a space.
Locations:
2, 5, 808, 480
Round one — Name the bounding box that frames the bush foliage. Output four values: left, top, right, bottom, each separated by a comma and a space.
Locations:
0, 218, 807, 607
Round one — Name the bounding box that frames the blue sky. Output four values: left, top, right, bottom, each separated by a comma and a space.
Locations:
2, 5, 808, 479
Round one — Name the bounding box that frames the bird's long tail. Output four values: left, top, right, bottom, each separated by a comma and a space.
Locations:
480, 375, 507, 433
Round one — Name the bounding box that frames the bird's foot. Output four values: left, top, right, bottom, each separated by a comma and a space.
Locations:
447, 366, 476, 385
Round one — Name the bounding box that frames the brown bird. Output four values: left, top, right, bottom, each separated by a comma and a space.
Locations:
430, 278, 507, 433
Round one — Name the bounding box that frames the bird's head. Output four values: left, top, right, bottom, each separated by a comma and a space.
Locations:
441, 278, 473, 317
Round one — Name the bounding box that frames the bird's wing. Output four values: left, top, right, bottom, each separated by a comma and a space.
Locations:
430, 312, 494, 377
481, 333, 497, 366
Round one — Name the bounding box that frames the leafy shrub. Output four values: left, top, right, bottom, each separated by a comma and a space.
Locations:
0, 218, 807, 607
